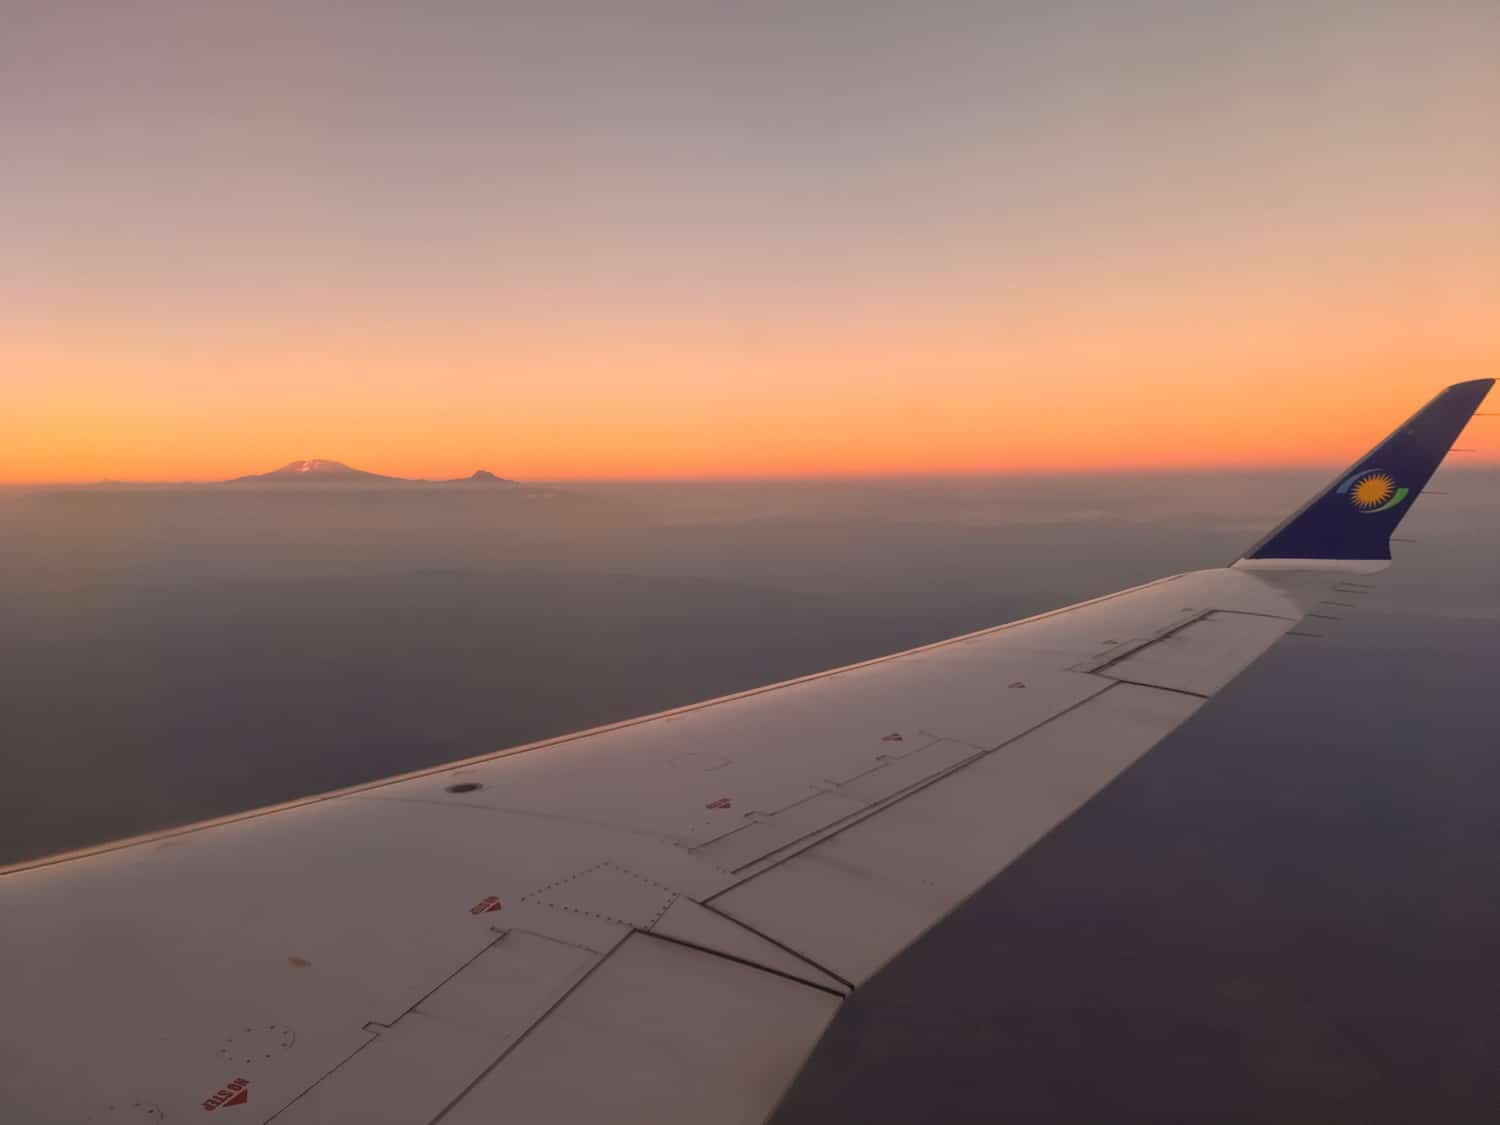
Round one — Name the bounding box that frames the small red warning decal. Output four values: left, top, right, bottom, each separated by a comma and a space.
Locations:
469, 895, 503, 915
202, 1077, 249, 1111
705, 797, 732, 810
881, 732, 904, 742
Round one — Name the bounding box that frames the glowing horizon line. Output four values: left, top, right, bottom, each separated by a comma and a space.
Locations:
5, 454, 1499, 488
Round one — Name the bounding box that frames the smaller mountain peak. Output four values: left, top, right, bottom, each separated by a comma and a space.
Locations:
467, 469, 508, 482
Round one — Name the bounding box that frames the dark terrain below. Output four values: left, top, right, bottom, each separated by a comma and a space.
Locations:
2, 470, 1497, 1122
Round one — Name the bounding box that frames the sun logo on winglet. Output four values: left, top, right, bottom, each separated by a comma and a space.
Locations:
1351, 472, 1396, 509
1336, 469, 1410, 513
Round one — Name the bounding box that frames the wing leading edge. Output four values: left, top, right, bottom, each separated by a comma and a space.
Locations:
0, 381, 1491, 1125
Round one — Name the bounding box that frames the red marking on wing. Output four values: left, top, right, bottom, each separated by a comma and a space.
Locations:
881, 732, 904, 742
469, 895, 503, 915
705, 797, 732, 810
202, 1078, 249, 1112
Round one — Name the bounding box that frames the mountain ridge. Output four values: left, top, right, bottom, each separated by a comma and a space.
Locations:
227, 460, 516, 486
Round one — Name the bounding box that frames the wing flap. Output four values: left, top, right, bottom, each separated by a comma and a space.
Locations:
1092, 610, 1296, 696
707, 683, 1203, 984
693, 738, 989, 873
277, 932, 598, 1125
437, 933, 840, 1125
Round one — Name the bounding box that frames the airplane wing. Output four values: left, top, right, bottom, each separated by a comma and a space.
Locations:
0, 380, 1490, 1125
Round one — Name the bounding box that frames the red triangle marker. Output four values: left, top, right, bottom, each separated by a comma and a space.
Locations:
223, 1087, 248, 1108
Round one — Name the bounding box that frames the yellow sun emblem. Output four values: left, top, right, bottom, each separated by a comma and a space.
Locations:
1350, 472, 1396, 510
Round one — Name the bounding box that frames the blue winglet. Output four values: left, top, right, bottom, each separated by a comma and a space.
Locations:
1241, 378, 1494, 563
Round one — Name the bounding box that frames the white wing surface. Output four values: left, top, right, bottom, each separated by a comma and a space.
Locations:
0, 381, 1490, 1124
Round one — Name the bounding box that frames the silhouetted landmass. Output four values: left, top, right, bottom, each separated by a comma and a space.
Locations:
226, 459, 517, 485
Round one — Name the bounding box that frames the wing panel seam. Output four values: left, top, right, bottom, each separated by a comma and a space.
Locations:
698, 902, 857, 992
701, 679, 1120, 891
424, 937, 625, 1124
1095, 677, 1211, 700
640, 930, 850, 998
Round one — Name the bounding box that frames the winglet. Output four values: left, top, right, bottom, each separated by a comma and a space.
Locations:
1236, 378, 1493, 570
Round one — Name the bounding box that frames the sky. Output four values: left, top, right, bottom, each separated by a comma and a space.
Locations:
5, 0, 1499, 482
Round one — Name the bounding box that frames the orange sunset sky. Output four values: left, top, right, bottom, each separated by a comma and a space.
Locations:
5, 2, 1498, 483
